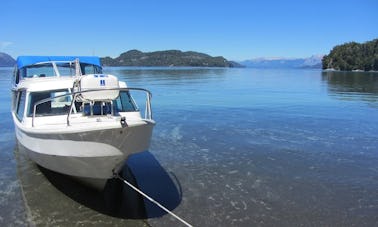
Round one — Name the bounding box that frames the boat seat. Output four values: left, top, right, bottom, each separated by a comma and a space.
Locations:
29, 93, 51, 116
37, 102, 51, 115
83, 102, 112, 116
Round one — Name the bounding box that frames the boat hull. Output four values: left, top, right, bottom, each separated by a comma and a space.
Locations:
15, 121, 154, 190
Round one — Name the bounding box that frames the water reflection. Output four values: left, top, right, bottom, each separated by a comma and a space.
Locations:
16, 147, 182, 224
103, 67, 228, 85
322, 71, 378, 105
4, 67, 378, 226
125, 151, 182, 218
322, 71, 378, 93
104, 66, 228, 77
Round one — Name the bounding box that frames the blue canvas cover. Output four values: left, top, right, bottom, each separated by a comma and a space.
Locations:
16, 56, 101, 69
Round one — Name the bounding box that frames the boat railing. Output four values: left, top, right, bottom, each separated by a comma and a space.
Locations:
32, 88, 153, 127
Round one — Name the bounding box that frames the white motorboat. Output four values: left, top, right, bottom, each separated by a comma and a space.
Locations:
11, 56, 155, 190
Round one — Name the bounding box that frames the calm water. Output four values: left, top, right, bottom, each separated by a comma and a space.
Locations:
1, 67, 378, 226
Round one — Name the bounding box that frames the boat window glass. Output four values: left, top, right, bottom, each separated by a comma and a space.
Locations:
81, 64, 102, 75
20, 62, 101, 79
16, 91, 26, 121
28, 90, 71, 116
82, 101, 112, 116
13, 67, 20, 85
56, 63, 75, 76
24, 63, 55, 78
113, 91, 138, 112
19, 68, 26, 79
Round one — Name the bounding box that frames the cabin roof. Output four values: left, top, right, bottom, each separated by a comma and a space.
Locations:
16, 56, 101, 69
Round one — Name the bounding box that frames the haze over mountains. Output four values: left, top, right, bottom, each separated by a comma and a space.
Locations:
0, 51, 322, 69
240, 55, 323, 69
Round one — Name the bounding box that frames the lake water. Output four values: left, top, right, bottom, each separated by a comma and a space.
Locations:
1, 67, 378, 226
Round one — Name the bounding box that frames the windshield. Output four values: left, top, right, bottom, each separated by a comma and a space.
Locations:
28, 90, 137, 117
28, 89, 72, 117
23, 63, 61, 78
19, 62, 102, 78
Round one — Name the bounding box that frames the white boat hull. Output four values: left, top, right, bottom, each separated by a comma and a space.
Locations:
11, 56, 156, 191
15, 120, 154, 190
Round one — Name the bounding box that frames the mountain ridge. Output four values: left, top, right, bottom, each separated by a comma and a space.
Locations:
0, 52, 16, 67
0, 50, 322, 69
101, 49, 243, 67
239, 55, 323, 69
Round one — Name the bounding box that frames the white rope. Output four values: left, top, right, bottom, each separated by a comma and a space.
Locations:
114, 173, 193, 227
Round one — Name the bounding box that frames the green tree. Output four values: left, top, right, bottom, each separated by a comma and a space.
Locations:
322, 39, 378, 71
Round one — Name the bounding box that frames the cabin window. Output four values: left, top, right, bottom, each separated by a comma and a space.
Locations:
22, 62, 77, 78
16, 91, 26, 121
13, 67, 20, 85
23, 64, 56, 78
56, 63, 75, 76
113, 91, 138, 112
80, 91, 137, 116
19, 62, 102, 79
27, 90, 71, 116
82, 101, 112, 115
81, 64, 102, 75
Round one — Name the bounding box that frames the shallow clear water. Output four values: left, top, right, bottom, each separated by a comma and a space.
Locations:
1, 67, 378, 226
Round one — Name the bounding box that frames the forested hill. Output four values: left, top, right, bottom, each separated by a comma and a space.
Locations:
101, 50, 242, 67
322, 39, 378, 71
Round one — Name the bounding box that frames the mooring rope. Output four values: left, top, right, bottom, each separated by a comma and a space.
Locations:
113, 172, 193, 227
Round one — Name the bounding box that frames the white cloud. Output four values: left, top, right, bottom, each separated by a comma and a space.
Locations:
0, 41, 14, 51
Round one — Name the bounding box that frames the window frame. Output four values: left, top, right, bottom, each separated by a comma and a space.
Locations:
16, 91, 26, 121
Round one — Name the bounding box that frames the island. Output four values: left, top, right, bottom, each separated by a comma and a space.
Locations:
101, 49, 243, 67
322, 39, 378, 71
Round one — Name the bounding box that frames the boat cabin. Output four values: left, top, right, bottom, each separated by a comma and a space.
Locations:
12, 56, 143, 126
12, 56, 102, 86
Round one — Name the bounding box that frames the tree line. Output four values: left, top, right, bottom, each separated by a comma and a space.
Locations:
322, 39, 378, 71
101, 49, 242, 67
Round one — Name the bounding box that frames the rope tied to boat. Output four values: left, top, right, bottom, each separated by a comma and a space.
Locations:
112, 171, 193, 227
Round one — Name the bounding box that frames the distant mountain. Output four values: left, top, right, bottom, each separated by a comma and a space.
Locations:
101, 49, 243, 67
0, 52, 16, 67
240, 55, 323, 69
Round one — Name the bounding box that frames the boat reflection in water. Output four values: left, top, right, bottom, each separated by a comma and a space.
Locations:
16, 148, 182, 223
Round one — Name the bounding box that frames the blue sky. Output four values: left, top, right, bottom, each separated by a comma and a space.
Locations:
1, 0, 377, 60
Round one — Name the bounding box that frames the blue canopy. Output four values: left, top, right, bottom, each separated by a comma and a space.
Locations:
16, 56, 101, 69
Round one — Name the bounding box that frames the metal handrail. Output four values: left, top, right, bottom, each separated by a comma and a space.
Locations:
32, 87, 153, 127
